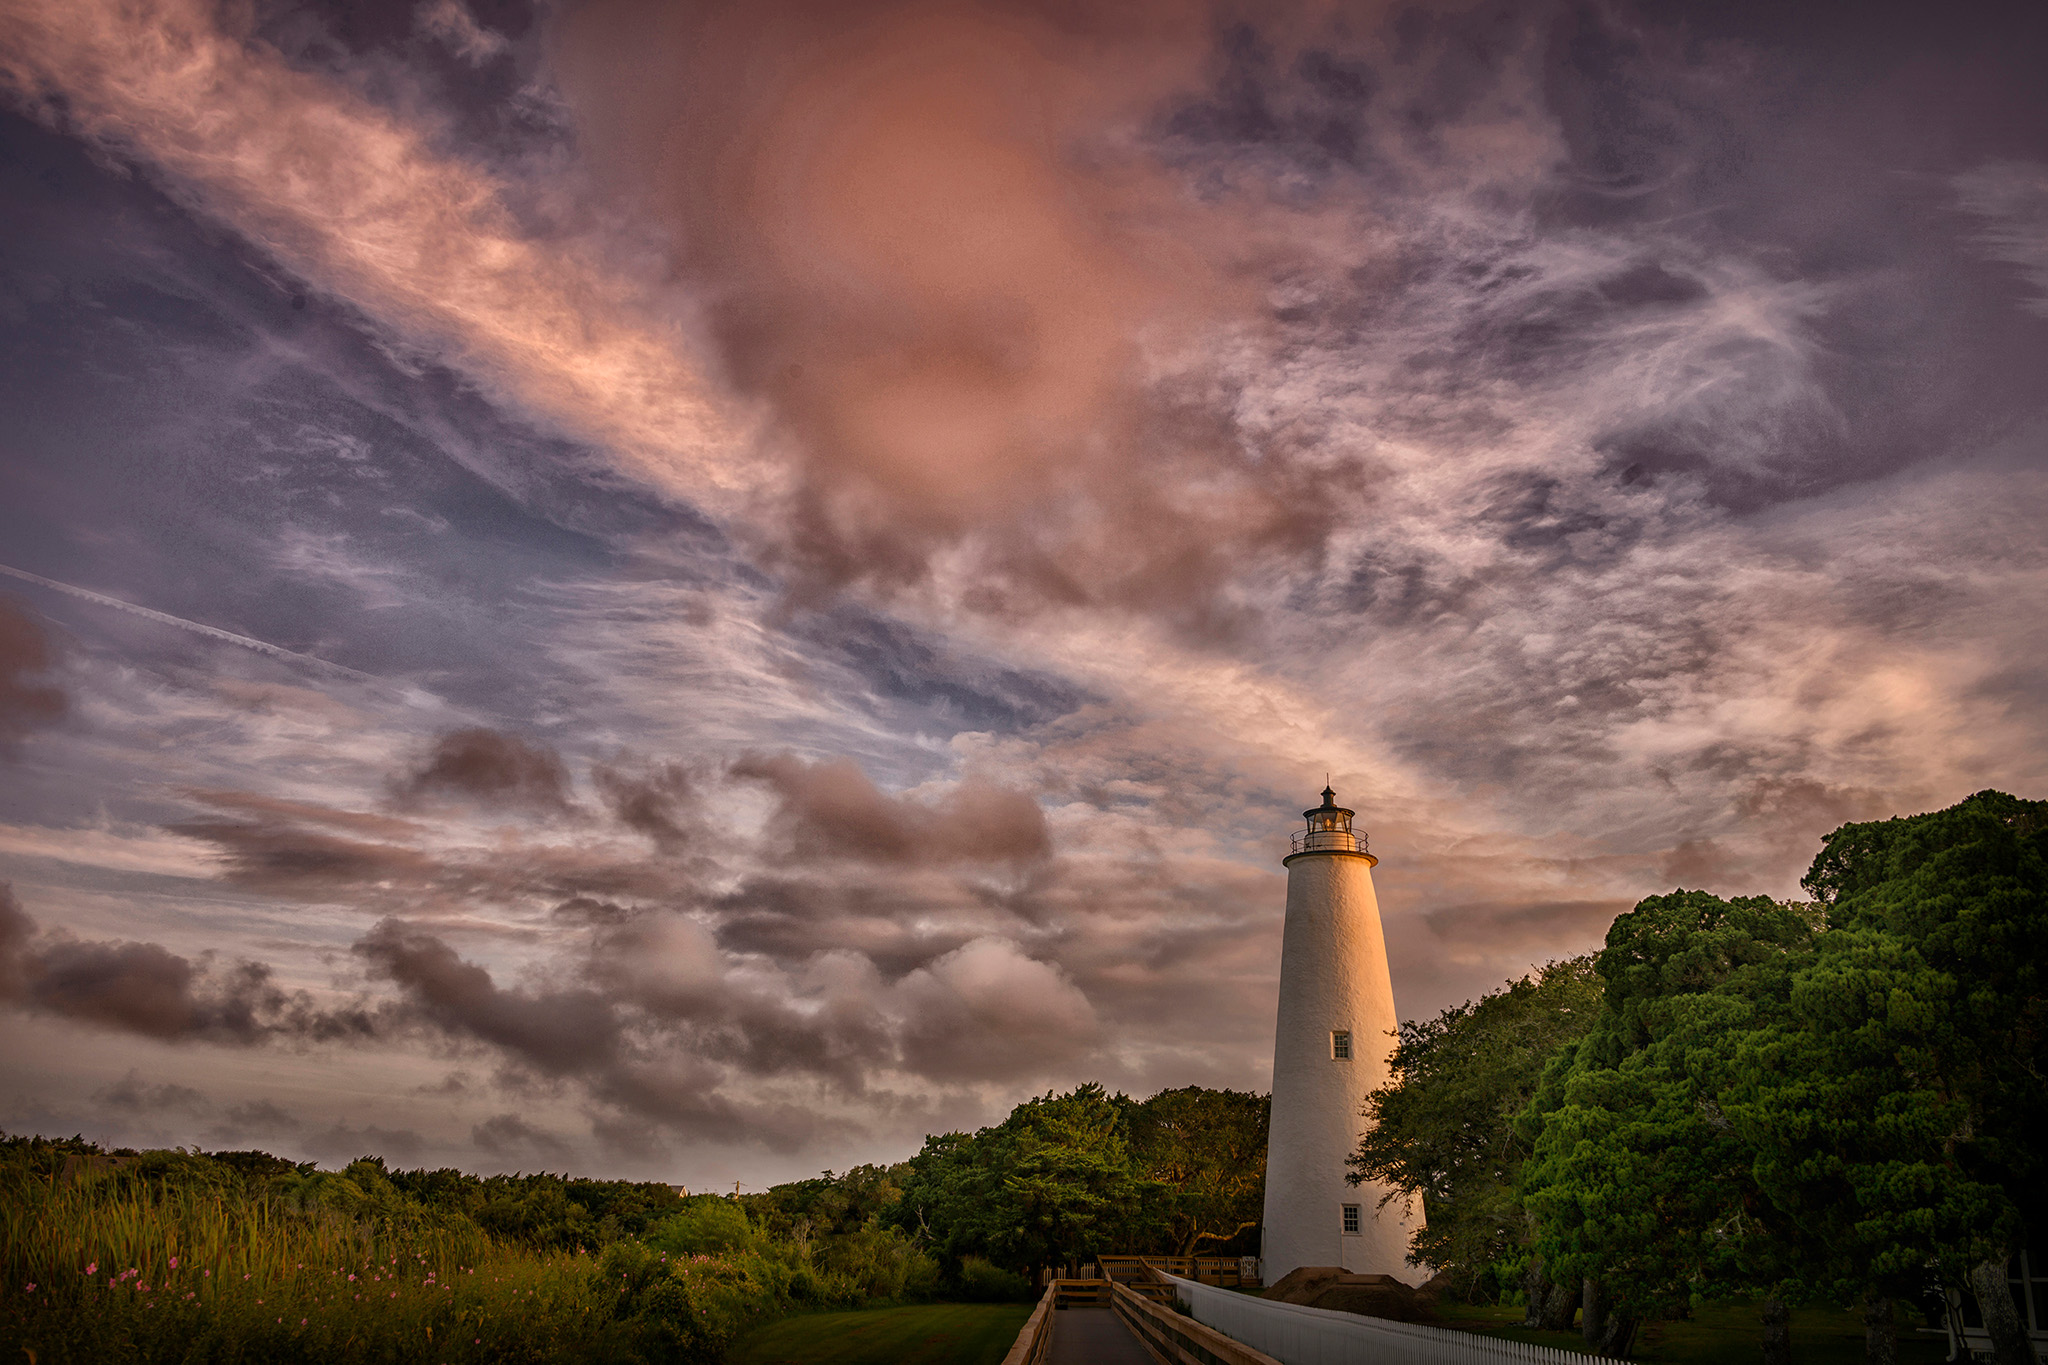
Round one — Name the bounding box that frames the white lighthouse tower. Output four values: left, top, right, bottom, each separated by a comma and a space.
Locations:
1260, 786, 1421, 1286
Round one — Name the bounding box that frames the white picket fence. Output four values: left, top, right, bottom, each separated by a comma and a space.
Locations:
1167, 1274, 1589, 1365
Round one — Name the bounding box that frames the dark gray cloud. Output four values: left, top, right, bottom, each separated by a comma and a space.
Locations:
472, 1112, 574, 1166
0, 883, 373, 1044
394, 727, 576, 815
354, 917, 620, 1074
732, 753, 1051, 867
95, 1070, 209, 1115
591, 758, 697, 853
168, 813, 440, 893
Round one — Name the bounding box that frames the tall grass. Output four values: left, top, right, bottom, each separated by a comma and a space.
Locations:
3, 1162, 614, 1363
0, 1145, 799, 1363
2, 1136, 953, 1364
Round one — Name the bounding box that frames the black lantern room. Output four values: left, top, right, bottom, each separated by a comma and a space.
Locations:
1287, 785, 1373, 860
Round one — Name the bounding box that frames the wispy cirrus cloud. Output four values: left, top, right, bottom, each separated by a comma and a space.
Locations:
0, 0, 739, 493
1956, 160, 2048, 316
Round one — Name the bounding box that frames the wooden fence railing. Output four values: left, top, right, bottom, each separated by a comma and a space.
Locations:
1098, 1254, 1259, 1288
999, 1278, 1130, 1365
999, 1280, 1058, 1365
1111, 1278, 1286, 1365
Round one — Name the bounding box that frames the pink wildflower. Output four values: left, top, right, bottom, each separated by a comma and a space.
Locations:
204, 1269, 210, 1277
169, 1257, 178, 1269
85, 1262, 97, 1275
25, 1284, 35, 1293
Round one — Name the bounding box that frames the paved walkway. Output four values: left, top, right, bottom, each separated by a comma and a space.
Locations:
1048, 1306, 1152, 1364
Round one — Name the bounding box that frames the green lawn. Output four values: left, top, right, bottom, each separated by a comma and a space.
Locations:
1439, 1300, 1950, 1363
727, 1303, 1036, 1365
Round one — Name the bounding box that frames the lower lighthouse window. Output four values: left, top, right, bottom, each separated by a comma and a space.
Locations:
1331, 1029, 1352, 1059
1342, 1204, 1361, 1234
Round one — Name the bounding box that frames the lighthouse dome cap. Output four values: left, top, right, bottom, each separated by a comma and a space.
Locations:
1305, 785, 1355, 820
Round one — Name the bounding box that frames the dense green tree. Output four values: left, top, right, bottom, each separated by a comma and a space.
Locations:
1722, 791, 2048, 1365
894, 1083, 1165, 1276
740, 1164, 904, 1247
380, 1163, 684, 1249
1124, 1086, 1268, 1256
1348, 956, 1600, 1312
1516, 892, 1820, 1357
737, 1166, 938, 1299
648, 1195, 758, 1256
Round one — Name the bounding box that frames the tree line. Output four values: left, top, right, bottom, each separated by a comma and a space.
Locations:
887, 1083, 1268, 1280
1352, 790, 2046, 1363
3, 1080, 1270, 1361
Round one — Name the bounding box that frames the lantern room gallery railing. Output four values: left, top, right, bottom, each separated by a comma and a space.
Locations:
1290, 828, 1370, 856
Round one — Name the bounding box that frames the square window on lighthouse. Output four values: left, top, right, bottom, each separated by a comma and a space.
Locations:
1342, 1204, 1361, 1234
1331, 1029, 1352, 1059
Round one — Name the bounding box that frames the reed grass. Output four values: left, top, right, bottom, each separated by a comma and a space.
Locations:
0, 1148, 747, 1363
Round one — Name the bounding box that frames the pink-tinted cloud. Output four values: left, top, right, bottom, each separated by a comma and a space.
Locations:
0, 597, 65, 751
733, 752, 1050, 866
0, 0, 737, 490
552, 0, 1366, 619
392, 727, 575, 815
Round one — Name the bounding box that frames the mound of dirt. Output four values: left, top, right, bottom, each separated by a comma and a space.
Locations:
1262, 1266, 1438, 1323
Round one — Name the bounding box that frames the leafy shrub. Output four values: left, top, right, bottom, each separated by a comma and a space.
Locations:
956, 1256, 1032, 1302
646, 1195, 756, 1256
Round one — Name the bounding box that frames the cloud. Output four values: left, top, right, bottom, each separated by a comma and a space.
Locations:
201, 1100, 424, 1166
1419, 898, 1636, 955
416, 0, 511, 67
472, 1112, 574, 1166
166, 780, 694, 911
167, 812, 441, 893
95, 1070, 210, 1115
302, 1123, 425, 1165
0, 596, 66, 751
393, 727, 575, 815
591, 758, 698, 853
354, 917, 622, 1074
202, 1101, 303, 1149
1955, 161, 2048, 317
0, 0, 736, 491
1, 883, 276, 1042
0, 883, 371, 1044
551, 0, 1369, 620
732, 753, 1051, 866
894, 936, 1099, 1082
28, 940, 273, 1041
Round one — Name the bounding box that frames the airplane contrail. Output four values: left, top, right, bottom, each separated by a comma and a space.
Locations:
0, 561, 378, 683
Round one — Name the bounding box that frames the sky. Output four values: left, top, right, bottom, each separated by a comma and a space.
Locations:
1, 0, 2045, 1191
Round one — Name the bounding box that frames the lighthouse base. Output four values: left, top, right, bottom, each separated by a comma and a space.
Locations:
1262, 1266, 1438, 1319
